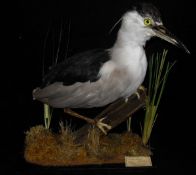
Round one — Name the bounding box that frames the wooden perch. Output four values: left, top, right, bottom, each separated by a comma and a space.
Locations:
75, 89, 146, 143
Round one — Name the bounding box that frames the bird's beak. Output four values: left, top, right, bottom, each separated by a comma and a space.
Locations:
152, 25, 190, 54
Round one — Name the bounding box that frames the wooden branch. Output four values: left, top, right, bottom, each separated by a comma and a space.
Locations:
75, 89, 146, 143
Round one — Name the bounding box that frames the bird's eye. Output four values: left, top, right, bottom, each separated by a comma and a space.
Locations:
144, 18, 152, 26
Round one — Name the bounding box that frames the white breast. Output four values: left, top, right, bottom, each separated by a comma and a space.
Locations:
104, 46, 147, 98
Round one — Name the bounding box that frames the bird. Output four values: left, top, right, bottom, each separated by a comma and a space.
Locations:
33, 3, 189, 134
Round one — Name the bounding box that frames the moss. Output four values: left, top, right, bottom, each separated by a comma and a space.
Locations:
24, 124, 151, 166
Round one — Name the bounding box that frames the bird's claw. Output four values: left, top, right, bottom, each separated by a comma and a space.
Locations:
134, 91, 141, 99
96, 117, 112, 135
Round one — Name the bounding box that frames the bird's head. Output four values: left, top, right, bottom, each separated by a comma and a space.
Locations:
119, 3, 190, 53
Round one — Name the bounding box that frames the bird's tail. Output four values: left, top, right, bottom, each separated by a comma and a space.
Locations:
32, 88, 49, 104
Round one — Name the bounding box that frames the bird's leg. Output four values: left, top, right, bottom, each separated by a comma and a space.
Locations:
64, 108, 95, 124
64, 108, 111, 134
125, 97, 129, 103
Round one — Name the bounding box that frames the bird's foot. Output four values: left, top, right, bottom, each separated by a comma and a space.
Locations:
95, 117, 112, 135
138, 85, 145, 92
135, 85, 146, 99
64, 108, 111, 134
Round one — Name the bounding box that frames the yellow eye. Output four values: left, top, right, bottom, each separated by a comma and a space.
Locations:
144, 18, 152, 26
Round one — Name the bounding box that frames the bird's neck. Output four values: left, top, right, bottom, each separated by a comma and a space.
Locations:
111, 31, 145, 66
115, 22, 150, 47
110, 27, 147, 66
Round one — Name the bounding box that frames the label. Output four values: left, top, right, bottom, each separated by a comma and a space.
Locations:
125, 156, 152, 167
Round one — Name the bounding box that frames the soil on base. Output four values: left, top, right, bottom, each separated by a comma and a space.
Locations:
24, 125, 151, 166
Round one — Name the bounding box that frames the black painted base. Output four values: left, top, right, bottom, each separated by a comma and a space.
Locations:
21, 162, 156, 175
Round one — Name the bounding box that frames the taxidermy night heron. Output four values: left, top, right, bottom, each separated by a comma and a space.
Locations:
33, 3, 189, 134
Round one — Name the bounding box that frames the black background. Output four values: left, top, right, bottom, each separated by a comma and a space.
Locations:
2, 0, 196, 174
